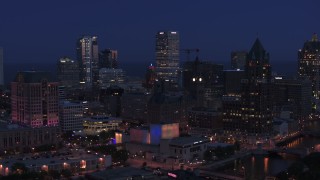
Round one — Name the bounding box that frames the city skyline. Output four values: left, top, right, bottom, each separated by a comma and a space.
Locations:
0, 0, 319, 66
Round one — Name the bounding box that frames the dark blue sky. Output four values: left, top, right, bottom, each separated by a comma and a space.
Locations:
0, 0, 319, 68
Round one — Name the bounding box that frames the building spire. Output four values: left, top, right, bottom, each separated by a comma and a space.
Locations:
312, 33, 318, 42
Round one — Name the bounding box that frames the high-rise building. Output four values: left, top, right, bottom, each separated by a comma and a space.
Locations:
273, 78, 312, 120
223, 69, 245, 94
182, 58, 224, 108
57, 57, 79, 88
147, 81, 188, 130
98, 68, 126, 89
59, 101, 83, 132
99, 86, 124, 117
155, 31, 180, 82
121, 91, 151, 123
144, 64, 157, 90
11, 71, 59, 127
77, 36, 99, 89
298, 33, 320, 98
0, 48, 4, 86
231, 51, 247, 70
99, 49, 118, 69
242, 38, 273, 138
223, 39, 273, 143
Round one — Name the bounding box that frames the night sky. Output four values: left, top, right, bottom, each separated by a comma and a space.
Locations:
0, 0, 319, 69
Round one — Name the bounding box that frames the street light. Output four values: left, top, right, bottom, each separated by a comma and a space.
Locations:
242, 166, 246, 178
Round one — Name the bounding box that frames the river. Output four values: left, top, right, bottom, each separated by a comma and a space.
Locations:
219, 121, 320, 180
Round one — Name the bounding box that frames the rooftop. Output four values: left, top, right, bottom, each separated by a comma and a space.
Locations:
169, 136, 209, 146
14, 71, 55, 83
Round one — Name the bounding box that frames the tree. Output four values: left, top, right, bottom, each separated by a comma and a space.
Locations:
99, 130, 116, 142
11, 162, 28, 174
288, 161, 304, 178
113, 149, 129, 162
303, 152, 320, 172
48, 170, 60, 179
61, 169, 72, 178
203, 150, 213, 161
234, 141, 241, 151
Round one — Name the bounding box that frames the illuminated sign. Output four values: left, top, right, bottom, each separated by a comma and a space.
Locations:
168, 172, 177, 178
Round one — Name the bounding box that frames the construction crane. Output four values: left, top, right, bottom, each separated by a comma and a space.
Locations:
181, 48, 200, 61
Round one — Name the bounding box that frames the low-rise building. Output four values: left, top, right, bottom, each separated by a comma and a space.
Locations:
169, 136, 210, 162
0, 124, 60, 152
83, 116, 122, 135
0, 151, 111, 176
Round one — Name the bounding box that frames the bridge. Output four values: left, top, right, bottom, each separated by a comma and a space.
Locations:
199, 170, 244, 180
268, 147, 309, 158
302, 131, 320, 137
199, 151, 251, 170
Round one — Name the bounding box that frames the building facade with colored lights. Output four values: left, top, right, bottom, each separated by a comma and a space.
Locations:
11, 71, 59, 127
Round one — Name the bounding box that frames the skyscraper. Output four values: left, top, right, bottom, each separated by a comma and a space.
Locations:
0, 48, 4, 86
77, 36, 99, 89
11, 71, 59, 127
242, 38, 273, 138
273, 78, 312, 120
231, 51, 247, 70
99, 49, 118, 69
57, 57, 79, 88
144, 64, 156, 90
223, 39, 273, 143
298, 33, 320, 98
155, 31, 180, 82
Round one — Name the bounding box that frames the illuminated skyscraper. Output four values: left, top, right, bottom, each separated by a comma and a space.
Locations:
11, 71, 59, 127
155, 31, 180, 82
298, 33, 320, 98
77, 36, 99, 89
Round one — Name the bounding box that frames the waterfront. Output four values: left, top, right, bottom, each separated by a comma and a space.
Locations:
219, 121, 320, 180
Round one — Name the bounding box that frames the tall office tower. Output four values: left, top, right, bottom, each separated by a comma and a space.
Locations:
144, 64, 157, 90
223, 39, 273, 143
0, 48, 4, 86
182, 58, 224, 108
242, 38, 273, 139
298, 33, 320, 98
77, 36, 99, 89
99, 86, 124, 117
155, 31, 180, 82
59, 101, 83, 132
121, 91, 151, 123
147, 81, 188, 130
223, 69, 245, 94
273, 78, 312, 120
231, 51, 247, 70
57, 57, 79, 88
98, 68, 126, 89
11, 71, 59, 127
99, 49, 118, 69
